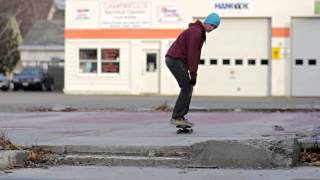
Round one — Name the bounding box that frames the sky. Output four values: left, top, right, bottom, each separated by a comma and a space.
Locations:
55, 0, 65, 10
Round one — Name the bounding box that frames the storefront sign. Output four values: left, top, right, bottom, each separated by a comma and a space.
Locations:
75, 9, 91, 20
213, 1, 250, 13
67, 1, 100, 28
214, 2, 249, 10
316, 0, 320, 14
158, 5, 182, 22
100, 2, 151, 28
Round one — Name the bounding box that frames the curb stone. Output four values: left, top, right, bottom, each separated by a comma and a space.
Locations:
0, 150, 30, 170
28, 138, 300, 169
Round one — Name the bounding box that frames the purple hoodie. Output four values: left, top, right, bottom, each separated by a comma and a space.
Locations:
166, 20, 206, 80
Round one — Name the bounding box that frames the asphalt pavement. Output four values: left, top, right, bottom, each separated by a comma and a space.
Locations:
1, 92, 320, 112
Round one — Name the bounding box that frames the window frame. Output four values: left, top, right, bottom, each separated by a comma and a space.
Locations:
78, 48, 98, 74
100, 48, 120, 74
78, 48, 121, 76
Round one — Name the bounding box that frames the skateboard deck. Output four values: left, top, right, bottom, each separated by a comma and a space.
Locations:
176, 125, 193, 134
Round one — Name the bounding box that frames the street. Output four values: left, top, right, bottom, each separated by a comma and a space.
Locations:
1, 92, 320, 112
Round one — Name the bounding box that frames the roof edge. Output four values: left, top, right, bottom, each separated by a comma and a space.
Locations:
19, 45, 64, 51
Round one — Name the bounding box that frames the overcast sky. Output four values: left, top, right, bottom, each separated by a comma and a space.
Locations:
55, 0, 65, 9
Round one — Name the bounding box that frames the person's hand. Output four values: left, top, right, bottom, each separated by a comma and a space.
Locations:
190, 79, 197, 86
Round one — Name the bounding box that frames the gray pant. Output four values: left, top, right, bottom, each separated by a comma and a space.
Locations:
165, 56, 193, 119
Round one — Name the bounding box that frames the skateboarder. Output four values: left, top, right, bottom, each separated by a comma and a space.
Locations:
166, 12, 221, 127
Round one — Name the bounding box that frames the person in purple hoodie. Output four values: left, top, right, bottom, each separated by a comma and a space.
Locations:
166, 12, 221, 126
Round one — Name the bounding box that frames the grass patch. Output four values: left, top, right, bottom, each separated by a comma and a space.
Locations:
0, 129, 20, 150
155, 101, 173, 112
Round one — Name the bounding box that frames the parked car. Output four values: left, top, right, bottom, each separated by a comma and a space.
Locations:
0, 73, 9, 91
13, 67, 54, 91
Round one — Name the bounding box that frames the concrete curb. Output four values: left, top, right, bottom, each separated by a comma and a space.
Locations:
0, 137, 309, 169
35, 145, 190, 157
188, 108, 320, 112
61, 154, 189, 167
0, 150, 30, 170
32, 145, 191, 168
26, 137, 301, 169
298, 136, 320, 149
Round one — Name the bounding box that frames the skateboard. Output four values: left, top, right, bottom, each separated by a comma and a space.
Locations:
176, 125, 193, 134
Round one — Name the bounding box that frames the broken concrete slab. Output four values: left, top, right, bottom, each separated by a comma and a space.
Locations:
0, 150, 30, 170
190, 137, 300, 168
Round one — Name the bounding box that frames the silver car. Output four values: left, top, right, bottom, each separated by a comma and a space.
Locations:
0, 73, 9, 91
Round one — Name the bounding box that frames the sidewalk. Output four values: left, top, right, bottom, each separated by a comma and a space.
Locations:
0, 111, 319, 170
1, 111, 318, 146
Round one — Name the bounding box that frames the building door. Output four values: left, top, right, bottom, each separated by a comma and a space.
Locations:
292, 18, 320, 96
141, 50, 160, 94
194, 18, 271, 96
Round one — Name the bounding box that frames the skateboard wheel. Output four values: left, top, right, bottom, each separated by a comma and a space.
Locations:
176, 128, 193, 134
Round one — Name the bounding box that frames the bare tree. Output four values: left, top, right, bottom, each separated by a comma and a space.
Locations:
0, 16, 20, 75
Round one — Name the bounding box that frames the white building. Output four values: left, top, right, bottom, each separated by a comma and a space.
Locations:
19, 21, 65, 69
18, 0, 65, 71
65, 0, 320, 97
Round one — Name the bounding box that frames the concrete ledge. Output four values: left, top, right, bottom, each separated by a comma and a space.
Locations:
298, 137, 320, 149
36, 145, 190, 157
0, 150, 30, 170
24, 138, 301, 169
60, 154, 189, 167
32, 145, 66, 154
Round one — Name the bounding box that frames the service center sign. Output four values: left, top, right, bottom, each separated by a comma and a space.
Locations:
66, 1, 100, 29
100, 2, 151, 28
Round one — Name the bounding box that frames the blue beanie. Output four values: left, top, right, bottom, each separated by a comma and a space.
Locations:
204, 12, 221, 28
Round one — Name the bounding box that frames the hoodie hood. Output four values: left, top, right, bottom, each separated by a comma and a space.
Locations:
189, 20, 206, 34
189, 20, 206, 41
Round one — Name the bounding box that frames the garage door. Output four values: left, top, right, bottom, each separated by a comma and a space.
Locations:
292, 18, 320, 97
194, 18, 271, 96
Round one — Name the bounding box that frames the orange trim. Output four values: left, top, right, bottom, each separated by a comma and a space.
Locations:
65, 29, 183, 39
66, 28, 290, 39
272, 28, 290, 37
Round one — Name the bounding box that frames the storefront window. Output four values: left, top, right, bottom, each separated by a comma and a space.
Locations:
101, 48, 120, 73
146, 53, 157, 72
79, 49, 97, 73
